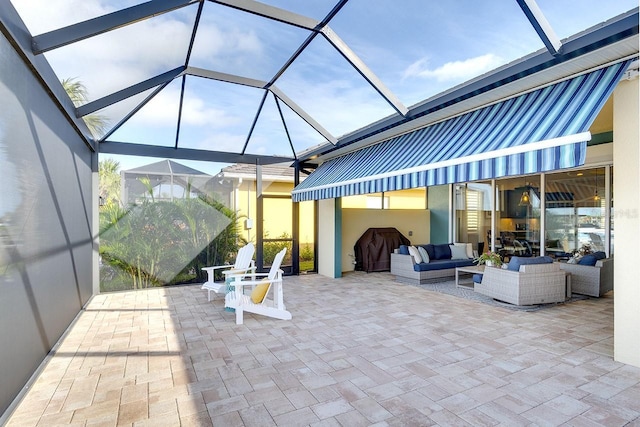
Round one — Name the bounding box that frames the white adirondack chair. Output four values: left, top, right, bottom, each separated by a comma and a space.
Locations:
201, 243, 255, 301
224, 248, 291, 325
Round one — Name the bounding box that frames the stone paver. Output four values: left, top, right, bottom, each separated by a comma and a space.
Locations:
5, 272, 640, 426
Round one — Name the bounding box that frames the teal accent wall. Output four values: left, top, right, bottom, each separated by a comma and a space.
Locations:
428, 185, 449, 244
335, 198, 342, 277
590, 131, 613, 145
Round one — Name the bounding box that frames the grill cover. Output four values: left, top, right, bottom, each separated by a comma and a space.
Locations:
354, 227, 410, 273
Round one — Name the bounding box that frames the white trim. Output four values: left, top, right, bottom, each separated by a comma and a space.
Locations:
291, 132, 590, 195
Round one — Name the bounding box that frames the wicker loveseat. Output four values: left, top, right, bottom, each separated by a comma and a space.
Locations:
558, 255, 613, 297
391, 243, 475, 285
475, 256, 566, 306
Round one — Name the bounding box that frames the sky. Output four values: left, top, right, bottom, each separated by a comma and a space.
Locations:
9, 0, 638, 176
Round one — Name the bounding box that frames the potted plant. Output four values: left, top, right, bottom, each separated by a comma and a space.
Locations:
474, 251, 503, 267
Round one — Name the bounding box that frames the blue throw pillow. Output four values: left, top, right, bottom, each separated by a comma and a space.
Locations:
507, 257, 522, 271
593, 251, 606, 260
422, 244, 436, 260
507, 255, 553, 271
398, 245, 409, 255
433, 244, 452, 260
578, 254, 598, 266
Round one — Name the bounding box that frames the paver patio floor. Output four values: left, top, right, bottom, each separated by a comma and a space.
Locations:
6, 272, 640, 426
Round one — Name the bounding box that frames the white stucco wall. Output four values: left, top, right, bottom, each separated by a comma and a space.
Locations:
613, 76, 640, 368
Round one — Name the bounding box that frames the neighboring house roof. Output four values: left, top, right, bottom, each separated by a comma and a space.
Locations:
217, 163, 297, 183
123, 160, 210, 177
121, 160, 215, 201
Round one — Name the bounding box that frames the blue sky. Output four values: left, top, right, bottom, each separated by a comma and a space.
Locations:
10, 0, 638, 176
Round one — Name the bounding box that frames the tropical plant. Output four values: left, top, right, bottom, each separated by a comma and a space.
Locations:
474, 251, 503, 267
183, 195, 245, 282
61, 77, 109, 137
138, 177, 155, 202
99, 158, 121, 207
98, 194, 244, 290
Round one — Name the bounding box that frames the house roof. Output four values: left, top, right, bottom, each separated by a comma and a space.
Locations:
217, 163, 296, 182
124, 159, 210, 177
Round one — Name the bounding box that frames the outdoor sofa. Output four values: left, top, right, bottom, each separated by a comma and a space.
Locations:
391, 243, 475, 285
475, 256, 567, 306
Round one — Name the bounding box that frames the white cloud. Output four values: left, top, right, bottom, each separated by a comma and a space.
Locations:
276, 70, 396, 139
14, 0, 199, 100
11, 0, 111, 34
403, 54, 504, 83
191, 132, 247, 152
189, 24, 262, 63
118, 86, 244, 130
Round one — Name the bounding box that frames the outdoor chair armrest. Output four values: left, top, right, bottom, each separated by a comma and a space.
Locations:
227, 271, 282, 288
202, 264, 234, 273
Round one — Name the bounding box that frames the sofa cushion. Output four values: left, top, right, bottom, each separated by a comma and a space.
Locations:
578, 254, 598, 266
398, 245, 410, 255
449, 244, 469, 260
507, 255, 553, 272
418, 246, 430, 263
408, 245, 423, 263
433, 244, 452, 260
593, 251, 607, 260
418, 244, 436, 261
413, 259, 474, 271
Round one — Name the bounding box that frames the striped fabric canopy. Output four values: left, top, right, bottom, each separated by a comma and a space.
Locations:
292, 61, 630, 202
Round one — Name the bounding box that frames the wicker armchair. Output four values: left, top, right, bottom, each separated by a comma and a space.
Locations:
475, 263, 566, 306
559, 257, 613, 297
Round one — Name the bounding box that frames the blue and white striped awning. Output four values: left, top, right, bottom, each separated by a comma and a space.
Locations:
292, 61, 630, 202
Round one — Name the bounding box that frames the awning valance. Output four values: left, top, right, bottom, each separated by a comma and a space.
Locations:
292, 61, 630, 202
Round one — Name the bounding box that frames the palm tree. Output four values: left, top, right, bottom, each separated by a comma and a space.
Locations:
99, 158, 122, 207
61, 77, 108, 137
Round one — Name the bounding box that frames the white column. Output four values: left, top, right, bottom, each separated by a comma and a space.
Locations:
613, 77, 640, 367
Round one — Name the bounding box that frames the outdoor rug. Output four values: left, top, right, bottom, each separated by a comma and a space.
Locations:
405, 277, 590, 312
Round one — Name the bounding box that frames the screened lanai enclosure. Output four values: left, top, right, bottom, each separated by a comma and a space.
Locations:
1, 0, 639, 421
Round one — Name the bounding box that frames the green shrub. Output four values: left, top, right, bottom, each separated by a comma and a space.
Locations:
263, 232, 292, 265
300, 243, 314, 261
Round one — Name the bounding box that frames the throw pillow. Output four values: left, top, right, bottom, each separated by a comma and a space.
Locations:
398, 245, 410, 255
433, 244, 452, 260
417, 246, 430, 263
454, 242, 474, 259
449, 244, 468, 260
593, 251, 607, 260
578, 254, 598, 266
424, 244, 436, 260
466, 243, 473, 258
508, 255, 553, 271
250, 279, 271, 304
407, 245, 423, 263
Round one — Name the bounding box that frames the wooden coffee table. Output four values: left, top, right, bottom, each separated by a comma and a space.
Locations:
455, 265, 485, 289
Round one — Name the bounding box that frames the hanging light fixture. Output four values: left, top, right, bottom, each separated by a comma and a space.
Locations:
518, 189, 530, 206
